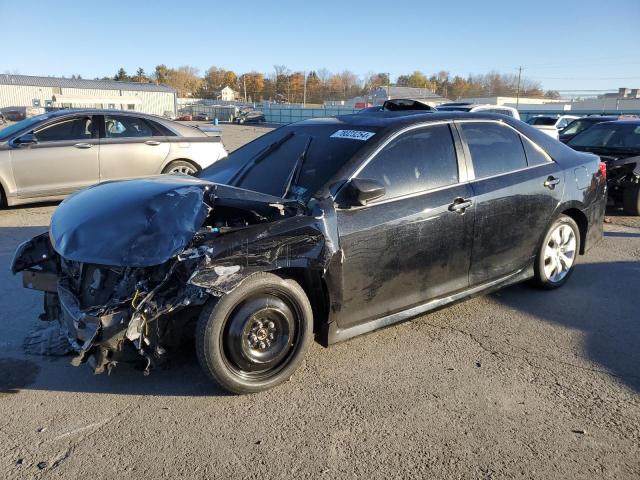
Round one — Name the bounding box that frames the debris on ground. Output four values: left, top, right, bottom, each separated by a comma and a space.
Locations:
23, 325, 73, 356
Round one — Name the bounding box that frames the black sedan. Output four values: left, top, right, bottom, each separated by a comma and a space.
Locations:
12, 112, 606, 394
234, 110, 265, 124
558, 115, 619, 143
567, 119, 640, 215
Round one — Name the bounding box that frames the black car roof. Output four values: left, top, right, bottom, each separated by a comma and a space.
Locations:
300, 111, 512, 130
600, 119, 640, 125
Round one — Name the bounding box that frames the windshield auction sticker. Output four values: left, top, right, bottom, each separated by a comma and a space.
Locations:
330, 130, 376, 141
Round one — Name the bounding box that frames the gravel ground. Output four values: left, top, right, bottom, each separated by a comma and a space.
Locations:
0, 124, 638, 479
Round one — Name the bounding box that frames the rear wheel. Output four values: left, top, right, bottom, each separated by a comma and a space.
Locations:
196, 272, 313, 394
533, 215, 580, 289
162, 160, 199, 175
622, 184, 640, 216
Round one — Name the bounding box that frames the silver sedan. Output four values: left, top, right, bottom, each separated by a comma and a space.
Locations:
0, 109, 228, 206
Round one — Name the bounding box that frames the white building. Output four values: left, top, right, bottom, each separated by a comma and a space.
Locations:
216, 86, 238, 102
0, 74, 176, 116
458, 96, 562, 106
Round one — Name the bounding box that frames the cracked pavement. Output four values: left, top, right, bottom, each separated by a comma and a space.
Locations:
1, 124, 639, 479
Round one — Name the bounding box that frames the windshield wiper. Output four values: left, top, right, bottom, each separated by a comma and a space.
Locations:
229, 131, 295, 186
282, 137, 312, 199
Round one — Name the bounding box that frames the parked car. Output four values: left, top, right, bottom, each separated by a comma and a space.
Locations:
12, 112, 606, 394
559, 115, 627, 143
357, 99, 436, 114
193, 113, 210, 121
0, 109, 228, 207
177, 114, 193, 121
437, 103, 521, 120
526, 115, 580, 139
234, 109, 266, 124
567, 119, 640, 215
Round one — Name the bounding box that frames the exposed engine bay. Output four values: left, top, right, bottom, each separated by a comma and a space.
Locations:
12, 176, 336, 375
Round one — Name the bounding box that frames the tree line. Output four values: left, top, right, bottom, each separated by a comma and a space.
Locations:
103, 66, 560, 102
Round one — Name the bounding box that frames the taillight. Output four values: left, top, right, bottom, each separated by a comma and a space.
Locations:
599, 162, 607, 180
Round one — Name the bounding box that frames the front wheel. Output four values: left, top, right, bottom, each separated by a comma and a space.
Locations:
532, 215, 580, 289
196, 272, 313, 394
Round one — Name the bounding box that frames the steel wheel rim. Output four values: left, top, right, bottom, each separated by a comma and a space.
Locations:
543, 224, 577, 283
222, 291, 300, 380
168, 164, 197, 175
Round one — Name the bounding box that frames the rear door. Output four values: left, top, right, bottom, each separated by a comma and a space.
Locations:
456, 121, 563, 285
334, 123, 475, 329
11, 114, 99, 198
98, 114, 170, 180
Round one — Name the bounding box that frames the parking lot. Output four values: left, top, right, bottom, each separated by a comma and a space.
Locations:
0, 123, 638, 479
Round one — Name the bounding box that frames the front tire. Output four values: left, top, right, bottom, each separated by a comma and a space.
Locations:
533, 215, 580, 289
623, 184, 640, 216
196, 272, 313, 394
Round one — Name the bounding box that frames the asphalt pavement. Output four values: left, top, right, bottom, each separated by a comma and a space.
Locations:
0, 124, 638, 479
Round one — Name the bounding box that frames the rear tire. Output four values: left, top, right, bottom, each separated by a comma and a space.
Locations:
622, 184, 640, 216
196, 272, 313, 394
162, 160, 200, 176
532, 215, 580, 289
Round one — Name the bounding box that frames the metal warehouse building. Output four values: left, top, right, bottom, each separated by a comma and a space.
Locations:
0, 74, 176, 116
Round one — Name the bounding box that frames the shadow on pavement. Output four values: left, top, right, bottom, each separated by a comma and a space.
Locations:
490, 261, 640, 393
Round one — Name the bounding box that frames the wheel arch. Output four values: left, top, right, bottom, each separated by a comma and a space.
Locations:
273, 267, 330, 336
559, 207, 588, 255
161, 158, 201, 174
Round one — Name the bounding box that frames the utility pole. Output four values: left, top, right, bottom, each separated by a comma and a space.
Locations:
387, 72, 391, 100
243, 74, 247, 103
516, 66, 523, 109
303, 71, 307, 107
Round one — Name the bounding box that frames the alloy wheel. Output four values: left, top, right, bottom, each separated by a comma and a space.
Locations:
543, 224, 577, 283
168, 164, 197, 175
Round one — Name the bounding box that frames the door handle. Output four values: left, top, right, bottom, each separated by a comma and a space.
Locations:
73, 143, 93, 149
145, 140, 161, 146
448, 197, 473, 213
544, 176, 561, 189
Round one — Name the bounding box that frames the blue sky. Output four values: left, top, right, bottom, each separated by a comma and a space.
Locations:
1, 0, 639, 92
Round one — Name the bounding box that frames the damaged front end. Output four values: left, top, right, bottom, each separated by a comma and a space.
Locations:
12, 176, 332, 375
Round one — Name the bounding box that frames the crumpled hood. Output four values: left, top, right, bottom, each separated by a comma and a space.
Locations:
50, 176, 212, 267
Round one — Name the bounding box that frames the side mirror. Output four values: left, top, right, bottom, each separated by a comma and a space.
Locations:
13, 133, 38, 146
348, 178, 386, 206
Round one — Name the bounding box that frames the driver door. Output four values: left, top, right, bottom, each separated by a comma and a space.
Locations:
11, 114, 99, 199
333, 124, 474, 330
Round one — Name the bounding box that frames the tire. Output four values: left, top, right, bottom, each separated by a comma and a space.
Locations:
532, 215, 581, 289
196, 272, 313, 394
622, 184, 640, 216
162, 160, 200, 176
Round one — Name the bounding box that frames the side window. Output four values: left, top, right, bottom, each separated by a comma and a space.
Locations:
105, 115, 156, 138
357, 124, 458, 200
35, 116, 95, 142
148, 120, 176, 136
521, 136, 551, 166
460, 122, 528, 178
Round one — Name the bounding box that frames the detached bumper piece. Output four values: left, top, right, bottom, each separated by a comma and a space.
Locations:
56, 282, 130, 373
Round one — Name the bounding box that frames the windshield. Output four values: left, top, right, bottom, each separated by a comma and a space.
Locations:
568, 123, 640, 151
560, 119, 594, 136
527, 117, 557, 126
198, 124, 379, 199
0, 113, 53, 141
